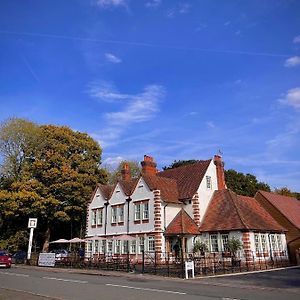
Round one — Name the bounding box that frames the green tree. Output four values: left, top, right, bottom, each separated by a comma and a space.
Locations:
163, 159, 199, 170
0, 120, 108, 251
225, 169, 270, 197
275, 187, 300, 200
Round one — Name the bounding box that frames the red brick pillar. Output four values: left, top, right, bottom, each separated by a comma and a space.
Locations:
192, 193, 201, 227
242, 232, 252, 263
154, 190, 163, 261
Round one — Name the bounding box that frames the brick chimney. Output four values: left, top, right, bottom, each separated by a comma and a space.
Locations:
141, 155, 157, 176
121, 162, 131, 181
214, 154, 226, 190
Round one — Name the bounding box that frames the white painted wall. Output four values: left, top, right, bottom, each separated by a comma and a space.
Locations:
163, 203, 182, 229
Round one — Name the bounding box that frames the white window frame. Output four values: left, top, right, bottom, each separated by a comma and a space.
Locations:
118, 205, 124, 223
254, 233, 261, 252
221, 234, 229, 252
277, 234, 283, 251
130, 240, 136, 254
148, 236, 155, 252
107, 240, 113, 253
210, 234, 219, 252
97, 208, 103, 226
261, 234, 267, 252
139, 237, 144, 253
142, 202, 149, 220
91, 209, 97, 226
111, 206, 117, 223
115, 240, 121, 254
134, 203, 141, 221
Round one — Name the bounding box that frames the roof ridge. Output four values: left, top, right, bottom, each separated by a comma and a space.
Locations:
228, 190, 249, 230
159, 159, 212, 174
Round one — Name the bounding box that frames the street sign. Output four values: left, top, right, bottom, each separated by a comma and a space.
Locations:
28, 218, 37, 228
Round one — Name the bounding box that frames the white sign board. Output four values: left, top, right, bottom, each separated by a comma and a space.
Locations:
185, 261, 195, 279
38, 253, 56, 267
28, 218, 38, 228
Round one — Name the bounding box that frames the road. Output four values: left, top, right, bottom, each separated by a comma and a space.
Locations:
0, 266, 299, 300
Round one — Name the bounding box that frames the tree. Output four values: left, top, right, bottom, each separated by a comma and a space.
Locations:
0, 120, 108, 251
163, 159, 199, 170
0, 118, 41, 181
107, 160, 141, 184
225, 169, 270, 197
275, 187, 300, 200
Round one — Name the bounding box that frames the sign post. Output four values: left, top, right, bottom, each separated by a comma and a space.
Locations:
27, 218, 37, 260
185, 261, 195, 279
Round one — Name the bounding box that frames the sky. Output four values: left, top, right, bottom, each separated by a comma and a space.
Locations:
0, 0, 300, 191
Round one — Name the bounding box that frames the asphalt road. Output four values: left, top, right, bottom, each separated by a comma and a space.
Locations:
0, 266, 299, 300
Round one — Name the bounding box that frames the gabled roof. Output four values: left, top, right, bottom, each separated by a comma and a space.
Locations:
97, 183, 114, 200
142, 175, 180, 204
200, 190, 285, 232
256, 190, 300, 230
158, 160, 211, 200
119, 178, 139, 196
165, 209, 200, 235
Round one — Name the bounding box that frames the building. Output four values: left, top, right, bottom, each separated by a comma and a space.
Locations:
86, 155, 288, 263
255, 191, 300, 264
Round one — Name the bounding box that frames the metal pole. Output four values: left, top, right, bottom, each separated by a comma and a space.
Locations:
27, 228, 34, 260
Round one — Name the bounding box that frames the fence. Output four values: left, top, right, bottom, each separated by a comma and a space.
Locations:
28, 250, 291, 278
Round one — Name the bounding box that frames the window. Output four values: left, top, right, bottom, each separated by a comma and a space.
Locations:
221, 234, 229, 252
148, 236, 155, 252
130, 240, 136, 254
123, 241, 128, 254
210, 234, 219, 252
134, 203, 141, 221
115, 240, 121, 254
97, 208, 103, 226
118, 205, 124, 223
254, 233, 261, 252
95, 240, 99, 253
261, 234, 267, 252
277, 234, 283, 251
143, 202, 149, 220
91, 210, 97, 226
88, 241, 92, 252
206, 176, 212, 189
111, 206, 117, 223
107, 240, 113, 253
139, 237, 144, 253
270, 234, 277, 251
100, 240, 106, 254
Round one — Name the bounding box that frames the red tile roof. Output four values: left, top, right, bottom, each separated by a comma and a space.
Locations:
158, 160, 211, 200
165, 209, 200, 235
257, 191, 300, 229
97, 183, 114, 200
200, 190, 285, 232
142, 175, 180, 204
119, 179, 138, 196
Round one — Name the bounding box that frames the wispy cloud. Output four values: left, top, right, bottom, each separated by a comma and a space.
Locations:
166, 2, 191, 18
105, 53, 122, 63
89, 82, 165, 147
206, 121, 216, 129
145, 0, 161, 8
293, 35, 300, 43
95, 0, 128, 9
278, 87, 300, 109
284, 56, 300, 67
21, 55, 39, 82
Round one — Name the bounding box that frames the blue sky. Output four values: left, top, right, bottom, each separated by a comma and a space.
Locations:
0, 0, 300, 191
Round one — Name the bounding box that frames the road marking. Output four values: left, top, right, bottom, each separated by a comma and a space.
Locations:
42, 276, 88, 284
105, 283, 186, 295
0, 271, 29, 277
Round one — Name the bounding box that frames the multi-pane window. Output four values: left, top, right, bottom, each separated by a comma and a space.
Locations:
91, 210, 97, 226
277, 234, 283, 251
143, 202, 149, 220
139, 237, 144, 253
254, 233, 261, 252
115, 240, 121, 254
134, 203, 141, 221
95, 240, 99, 253
270, 234, 277, 251
107, 240, 113, 253
148, 236, 155, 252
100, 240, 106, 254
97, 208, 103, 226
111, 207, 117, 223
88, 241, 92, 252
130, 240, 136, 254
261, 234, 267, 252
118, 205, 124, 223
210, 234, 219, 252
206, 176, 212, 189
123, 241, 129, 254
221, 234, 229, 252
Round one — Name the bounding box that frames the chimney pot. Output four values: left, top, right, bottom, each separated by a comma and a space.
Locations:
214, 154, 226, 189
121, 162, 131, 181
141, 155, 157, 176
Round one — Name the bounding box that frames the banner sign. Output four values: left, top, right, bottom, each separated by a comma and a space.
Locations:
38, 253, 56, 267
